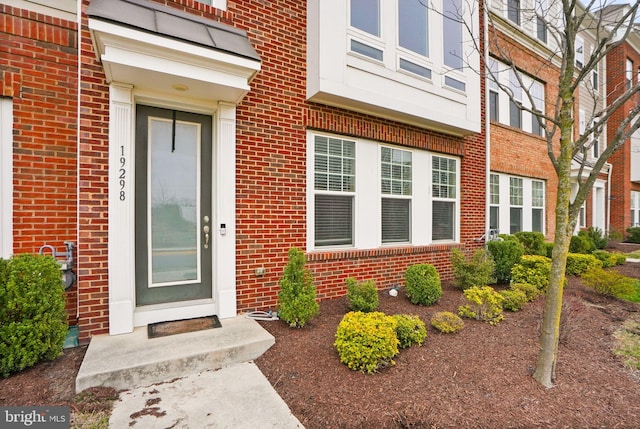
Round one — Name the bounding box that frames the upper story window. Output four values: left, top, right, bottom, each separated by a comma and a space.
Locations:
575, 37, 584, 69
489, 58, 545, 136
309, 0, 481, 135
507, 0, 520, 25
535, 0, 547, 43
627, 58, 634, 90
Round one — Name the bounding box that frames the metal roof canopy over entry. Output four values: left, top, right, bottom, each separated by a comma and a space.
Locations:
87, 0, 261, 103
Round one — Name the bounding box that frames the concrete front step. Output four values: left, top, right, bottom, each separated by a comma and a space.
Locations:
75, 316, 275, 393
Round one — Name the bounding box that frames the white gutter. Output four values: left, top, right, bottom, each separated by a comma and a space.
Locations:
484, 2, 491, 241
76, 0, 81, 322
606, 161, 612, 235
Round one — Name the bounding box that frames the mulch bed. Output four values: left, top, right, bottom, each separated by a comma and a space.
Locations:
0, 242, 639, 428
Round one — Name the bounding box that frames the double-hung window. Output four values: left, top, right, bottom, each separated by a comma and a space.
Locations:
509, 177, 523, 234
314, 136, 356, 247
535, 0, 547, 43
632, 191, 640, 227
509, 70, 522, 129
507, 0, 520, 25
488, 59, 499, 122
626, 59, 634, 90
381, 147, 412, 243
490, 173, 500, 231
350, 0, 383, 61
432, 156, 457, 241
575, 37, 584, 69
531, 80, 544, 136
531, 180, 545, 233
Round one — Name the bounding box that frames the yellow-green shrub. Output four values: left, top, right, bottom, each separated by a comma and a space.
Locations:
430, 311, 465, 333
500, 289, 527, 311
458, 286, 505, 325
278, 248, 319, 328
392, 314, 427, 348
509, 282, 541, 301
511, 255, 551, 291
592, 250, 617, 268
334, 312, 399, 373
581, 267, 636, 298
565, 253, 602, 276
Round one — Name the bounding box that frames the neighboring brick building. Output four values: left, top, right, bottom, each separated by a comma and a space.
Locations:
2, 0, 487, 341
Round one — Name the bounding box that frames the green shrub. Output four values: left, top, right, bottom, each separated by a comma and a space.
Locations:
570, 234, 595, 254
614, 253, 628, 265
582, 267, 637, 298
458, 286, 505, 325
500, 289, 528, 311
0, 254, 68, 378
511, 255, 552, 292
334, 311, 399, 373
430, 311, 465, 333
544, 242, 554, 258
514, 231, 547, 256
346, 278, 379, 312
608, 230, 624, 241
450, 248, 495, 290
585, 227, 608, 249
509, 282, 541, 301
627, 227, 640, 244
392, 314, 427, 348
405, 264, 442, 306
565, 253, 602, 276
278, 248, 319, 328
592, 250, 617, 268
487, 238, 524, 284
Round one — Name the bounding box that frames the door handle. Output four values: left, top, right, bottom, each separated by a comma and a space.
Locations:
203, 225, 210, 249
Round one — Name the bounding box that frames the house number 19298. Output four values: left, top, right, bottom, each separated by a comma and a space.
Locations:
119, 145, 126, 201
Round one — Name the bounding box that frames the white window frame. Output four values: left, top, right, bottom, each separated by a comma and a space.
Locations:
627, 58, 634, 90
489, 173, 500, 231
531, 180, 545, 233
307, 131, 460, 250
509, 177, 524, 234
380, 146, 412, 244
432, 155, 459, 242
575, 37, 584, 69
632, 191, 640, 227
0, 98, 12, 258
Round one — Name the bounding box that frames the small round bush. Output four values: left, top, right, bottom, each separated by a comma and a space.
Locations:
392, 314, 427, 348
487, 238, 524, 284
569, 234, 594, 254
458, 286, 505, 325
511, 255, 551, 292
334, 312, 399, 373
500, 289, 527, 311
565, 253, 602, 276
405, 264, 442, 306
0, 254, 68, 378
346, 278, 379, 312
510, 283, 541, 301
450, 248, 495, 290
514, 231, 547, 256
627, 227, 640, 244
431, 311, 465, 333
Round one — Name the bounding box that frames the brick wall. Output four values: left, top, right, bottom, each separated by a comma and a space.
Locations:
75, 0, 487, 337
607, 43, 640, 235
489, 29, 561, 240
1, 5, 78, 323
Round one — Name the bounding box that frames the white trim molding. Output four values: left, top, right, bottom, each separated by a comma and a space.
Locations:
0, 98, 13, 259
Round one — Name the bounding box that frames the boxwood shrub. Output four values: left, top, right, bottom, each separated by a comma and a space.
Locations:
405, 263, 442, 306
487, 237, 524, 284
511, 255, 552, 292
0, 254, 68, 378
565, 253, 602, 276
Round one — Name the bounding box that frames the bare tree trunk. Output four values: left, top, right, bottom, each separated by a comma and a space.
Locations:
533, 94, 574, 387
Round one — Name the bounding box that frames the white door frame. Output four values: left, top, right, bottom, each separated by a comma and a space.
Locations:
107, 84, 237, 335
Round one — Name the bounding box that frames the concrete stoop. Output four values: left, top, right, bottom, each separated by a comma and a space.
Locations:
75, 315, 275, 393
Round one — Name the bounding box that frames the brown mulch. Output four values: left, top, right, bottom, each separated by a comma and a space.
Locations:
0, 242, 639, 428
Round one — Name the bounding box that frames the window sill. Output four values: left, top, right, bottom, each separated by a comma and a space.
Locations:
306, 243, 461, 262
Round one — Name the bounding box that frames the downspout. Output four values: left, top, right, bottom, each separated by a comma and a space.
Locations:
606, 161, 612, 235
484, 1, 491, 240
76, 0, 82, 322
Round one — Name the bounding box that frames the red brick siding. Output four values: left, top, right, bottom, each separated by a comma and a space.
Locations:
75, 0, 487, 337
1, 5, 78, 324
489, 29, 561, 240
607, 43, 640, 235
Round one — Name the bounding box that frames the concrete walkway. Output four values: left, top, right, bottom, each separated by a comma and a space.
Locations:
75, 316, 303, 428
